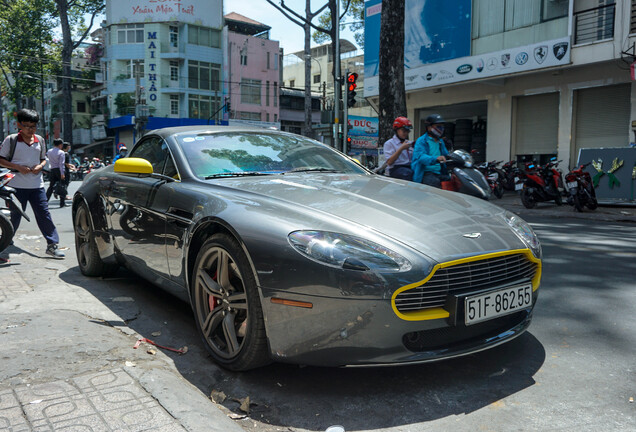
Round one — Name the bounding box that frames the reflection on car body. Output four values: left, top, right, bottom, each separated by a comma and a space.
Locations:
72, 126, 542, 371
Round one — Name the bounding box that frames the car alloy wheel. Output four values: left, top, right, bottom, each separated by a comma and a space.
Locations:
192, 234, 269, 370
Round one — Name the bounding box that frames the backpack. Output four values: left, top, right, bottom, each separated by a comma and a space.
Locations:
3, 134, 46, 162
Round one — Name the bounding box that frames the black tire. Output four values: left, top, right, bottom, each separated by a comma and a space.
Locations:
191, 234, 270, 371
74, 203, 118, 276
0, 213, 14, 253
586, 186, 598, 210
521, 188, 536, 209
494, 182, 504, 199
572, 192, 584, 212
554, 190, 563, 206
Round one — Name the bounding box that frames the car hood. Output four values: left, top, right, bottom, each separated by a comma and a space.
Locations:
211, 173, 526, 262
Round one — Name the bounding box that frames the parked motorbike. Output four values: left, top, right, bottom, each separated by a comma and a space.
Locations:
518, 157, 564, 208
565, 162, 598, 212
477, 160, 504, 199
440, 150, 492, 200
0, 169, 31, 252
501, 160, 522, 191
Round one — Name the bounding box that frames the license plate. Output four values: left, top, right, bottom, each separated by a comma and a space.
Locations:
515, 183, 523, 191
566, 181, 577, 189
465, 283, 533, 325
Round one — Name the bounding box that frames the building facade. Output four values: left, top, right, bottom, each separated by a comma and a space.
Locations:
224, 13, 281, 127
365, 0, 635, 168
101, 0, 224, 149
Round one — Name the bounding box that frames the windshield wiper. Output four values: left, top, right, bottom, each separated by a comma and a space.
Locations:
283, 167, 343, 174
204, 172, 272, 179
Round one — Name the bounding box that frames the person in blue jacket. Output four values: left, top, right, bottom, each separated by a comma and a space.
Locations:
411, 114, 450, 187
113, 146, 127, 163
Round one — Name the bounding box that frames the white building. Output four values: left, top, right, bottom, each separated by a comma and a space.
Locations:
365, 0, 634, 168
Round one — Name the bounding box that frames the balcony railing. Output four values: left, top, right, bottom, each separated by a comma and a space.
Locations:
574, 2, 615, 45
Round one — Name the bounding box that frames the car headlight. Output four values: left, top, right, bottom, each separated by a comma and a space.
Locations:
503, 212, 542, 259
288, 231, 412, 272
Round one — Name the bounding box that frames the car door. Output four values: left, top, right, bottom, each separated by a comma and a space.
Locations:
108, 136, 172, 281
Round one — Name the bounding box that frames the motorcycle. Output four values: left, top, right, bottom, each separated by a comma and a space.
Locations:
440, 150, 492, 200
518, 157, 564, 209
500, 160, 522, 191
0, 169, 31, 252
477, 160, 505, 199
565, 162, 598, 212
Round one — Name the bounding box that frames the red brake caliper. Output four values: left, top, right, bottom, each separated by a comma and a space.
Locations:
208, 272, 218, 310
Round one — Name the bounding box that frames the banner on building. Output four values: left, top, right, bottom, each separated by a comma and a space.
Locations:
107, 0, 222, 29
348, 115, 378, 149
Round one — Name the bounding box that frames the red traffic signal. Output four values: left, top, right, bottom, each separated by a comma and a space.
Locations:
347, 72, 358, 92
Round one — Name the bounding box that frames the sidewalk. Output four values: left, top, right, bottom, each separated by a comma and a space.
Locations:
494, 191, 636, 222
0, 246, 244, 432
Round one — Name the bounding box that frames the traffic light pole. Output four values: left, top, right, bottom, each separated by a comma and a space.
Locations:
344, 68, 349, 154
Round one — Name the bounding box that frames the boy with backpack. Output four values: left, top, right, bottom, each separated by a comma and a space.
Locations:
0, 109, 65, 258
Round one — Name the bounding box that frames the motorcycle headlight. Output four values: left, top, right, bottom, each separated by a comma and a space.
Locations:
288, 231, 412, 272
503, 212, 542, 259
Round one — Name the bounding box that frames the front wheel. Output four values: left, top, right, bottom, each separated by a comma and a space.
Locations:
493, 182, 504, 199
572, 191, 584, 212
191, 234, 270, 371
0, 213, 14, 253
521, 188, 537, 209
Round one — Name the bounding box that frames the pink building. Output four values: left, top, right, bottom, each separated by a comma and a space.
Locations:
224, 13, 281, 125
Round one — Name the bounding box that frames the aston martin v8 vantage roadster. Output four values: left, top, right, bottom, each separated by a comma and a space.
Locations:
72, 126, 542, 370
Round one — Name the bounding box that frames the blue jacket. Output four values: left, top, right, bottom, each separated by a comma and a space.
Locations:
411, 133, 449, 183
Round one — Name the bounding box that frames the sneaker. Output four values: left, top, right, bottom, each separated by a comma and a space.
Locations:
46, 244, 65, 259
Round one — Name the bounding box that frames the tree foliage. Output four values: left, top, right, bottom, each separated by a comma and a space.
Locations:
312, 0, 364, 48
0, 0, 57, 110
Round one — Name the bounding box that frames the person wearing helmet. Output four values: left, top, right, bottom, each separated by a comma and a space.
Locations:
383, 116, 414, 180
113, 145, 128, 163
411, 113, 450, 187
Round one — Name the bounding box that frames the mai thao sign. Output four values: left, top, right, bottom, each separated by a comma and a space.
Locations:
107, 0, 222, 28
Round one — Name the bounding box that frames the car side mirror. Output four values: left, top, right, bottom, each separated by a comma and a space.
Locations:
114, 157, 153, 176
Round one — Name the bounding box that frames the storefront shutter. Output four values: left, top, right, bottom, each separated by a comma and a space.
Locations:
574, 84, 630, 162
515, 92, 559, 156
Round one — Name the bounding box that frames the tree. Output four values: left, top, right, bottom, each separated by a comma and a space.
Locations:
53, 0, 105, 145
312, 0, 364, 49
377, 0, 406, 147
0, 0, 56, 112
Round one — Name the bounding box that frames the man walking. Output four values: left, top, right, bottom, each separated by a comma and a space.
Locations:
0, 109, 65, 258
46, 138, 67, 207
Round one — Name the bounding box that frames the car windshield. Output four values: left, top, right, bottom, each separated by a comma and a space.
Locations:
176, 132, 368, 179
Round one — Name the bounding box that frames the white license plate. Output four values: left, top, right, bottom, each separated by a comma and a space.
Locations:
515, 183, 523, 191
465, 283, 533, 325
566, 181, 577, 189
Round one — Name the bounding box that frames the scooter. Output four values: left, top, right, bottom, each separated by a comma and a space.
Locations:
0, 169, 31, 252
477, 160, 504, 199
440, 150, 492, 200
519, 158, 564, 209
565, 162, 598, 212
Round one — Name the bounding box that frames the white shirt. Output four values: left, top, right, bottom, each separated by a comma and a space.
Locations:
383, 135, 412, 176
0, 134, 46, 189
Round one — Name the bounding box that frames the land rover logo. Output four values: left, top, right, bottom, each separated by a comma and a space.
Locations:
456, 64, 472, 74
463, 233, 482, 239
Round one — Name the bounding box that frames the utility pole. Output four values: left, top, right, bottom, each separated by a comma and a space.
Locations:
333, 0, 341, 151
133, 60, 146, 143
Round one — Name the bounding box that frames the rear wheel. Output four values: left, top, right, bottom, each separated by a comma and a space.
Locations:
74, 203, 118, 276
572, 191, 584, 212
554, 191, 563, 206
493, 182, 504, 199
586, 186, 598, 210
191, 234, 270, 371
521, 188, 536, 209
0, 213, 14, 253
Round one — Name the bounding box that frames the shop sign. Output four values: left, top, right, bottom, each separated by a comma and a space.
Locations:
147, 32, 158, 102
107, 0, 221, 29
348, 115, 378, 149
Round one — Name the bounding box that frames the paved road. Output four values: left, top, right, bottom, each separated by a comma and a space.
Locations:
4, 182, 636, 431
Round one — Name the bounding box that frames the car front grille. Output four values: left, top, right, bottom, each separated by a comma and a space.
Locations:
395, 253, 538, 314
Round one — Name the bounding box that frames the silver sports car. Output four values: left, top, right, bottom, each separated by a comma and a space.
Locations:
72, 126, 542, 370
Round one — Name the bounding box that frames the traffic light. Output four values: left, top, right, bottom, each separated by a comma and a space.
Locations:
224, 96, 231, 113
347, 72, 358, 108
346, 136, 352, 153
